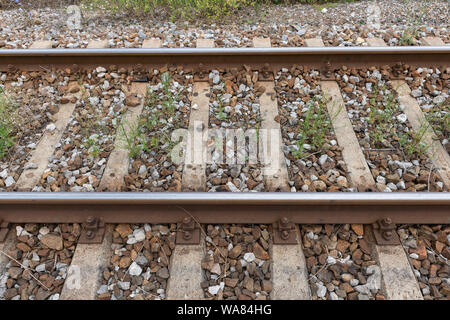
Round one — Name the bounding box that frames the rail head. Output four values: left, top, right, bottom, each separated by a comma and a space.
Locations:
0, 46, 449, 57
0, 192, 449, 205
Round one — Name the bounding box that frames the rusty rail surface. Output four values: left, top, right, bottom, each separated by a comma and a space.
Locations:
0, 46, 449, 71
0, 193, 448, 224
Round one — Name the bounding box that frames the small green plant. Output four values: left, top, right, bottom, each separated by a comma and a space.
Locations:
398, 117, 430, 158
367, 86, 397, 146
216, 94, 227, 121
0, 87, 16, 160
367, 84, 429, 158
120, 71, 185, 157
425, 104, 449, 139
118, 120, 148, 158
291, 95, 333, 159
86, 135, 100, 158
398, 0, 431, 46
161, 72, 177, 116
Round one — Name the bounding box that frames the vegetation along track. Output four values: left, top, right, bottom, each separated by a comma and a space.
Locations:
0, 37, 449, 300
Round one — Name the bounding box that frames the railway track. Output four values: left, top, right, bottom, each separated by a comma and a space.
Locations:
0, 36, 449, 301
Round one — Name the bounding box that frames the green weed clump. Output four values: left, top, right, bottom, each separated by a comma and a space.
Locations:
120, 71, 181, 157
0, 87, 16, 160
291, 96, 335, 159
366, 85, 429, 158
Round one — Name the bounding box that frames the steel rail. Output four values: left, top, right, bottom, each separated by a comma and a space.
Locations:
1, 46, 449, 55
0, 193, 448, 224
1, 46, 449, 71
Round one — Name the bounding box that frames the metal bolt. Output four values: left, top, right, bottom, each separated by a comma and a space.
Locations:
183, 231, 192, 240
382, 231, 393, 240
280, 217, 289, 226
281, 230, 290, 240
198, 63, 205, 79
325, 61, 332, 78
183, 217, 191, 225
86, 230, 94, 239
86, 216, 96, 226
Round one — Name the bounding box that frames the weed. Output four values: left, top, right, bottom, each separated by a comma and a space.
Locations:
0, 87, 16, 160
76, 91, 109, 157
367, 85, 397, 146
291, 95, 333, 159
366, 84, 429, 158
425, 103, 449, 139
216, 94, 227, 121
86, 135, 100, 157
398, 0, 431, 46
118, 119, 148, 158
120, 71, 185, 157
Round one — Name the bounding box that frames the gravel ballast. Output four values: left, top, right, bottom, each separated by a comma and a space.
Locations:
124, 68, 193, 192
0, 223, 80, 300
0, 1, 447, 50
274, 66, 352, 192
335, 65, 446, 192
0, 71, 64, 191
206, 68, 266, 192
302, 224, 386, 300
398, 224, 450, 300
201, 224, 272, 300
97, 224, 176, 300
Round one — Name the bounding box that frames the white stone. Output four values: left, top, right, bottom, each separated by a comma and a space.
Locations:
326, 256, 336, 265
46, 123, 56, 132
387, 182, 397, 190
138, 165, 147, 176
96, 67, 106, 73
126, 236, 137, 245
117, 281, 130, 290
39, 226, 50, 235
330, 292, 339, 300
433, 95, 445, 104
32, 252, 40, 262
397, 181, 406, 190
411, 89, 422, 97
422, 287, 430, 295
355, 285, 371, 295
4, 176, 15, 187
319, 154, 328, 165
350, 279, 359, 287
316, 284, 327, 298
36, 264, 46, 272
226, 181, 240, 192
97, 285, 108, 295
0, 169, 7, 179
396, 114, 407, 123
129, 262, 142, 276
243, 252, 256, 263
376, 176, 386, 184
208, 282, 224, 295
133, 229, 146, 242
409, 253, 419, 259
